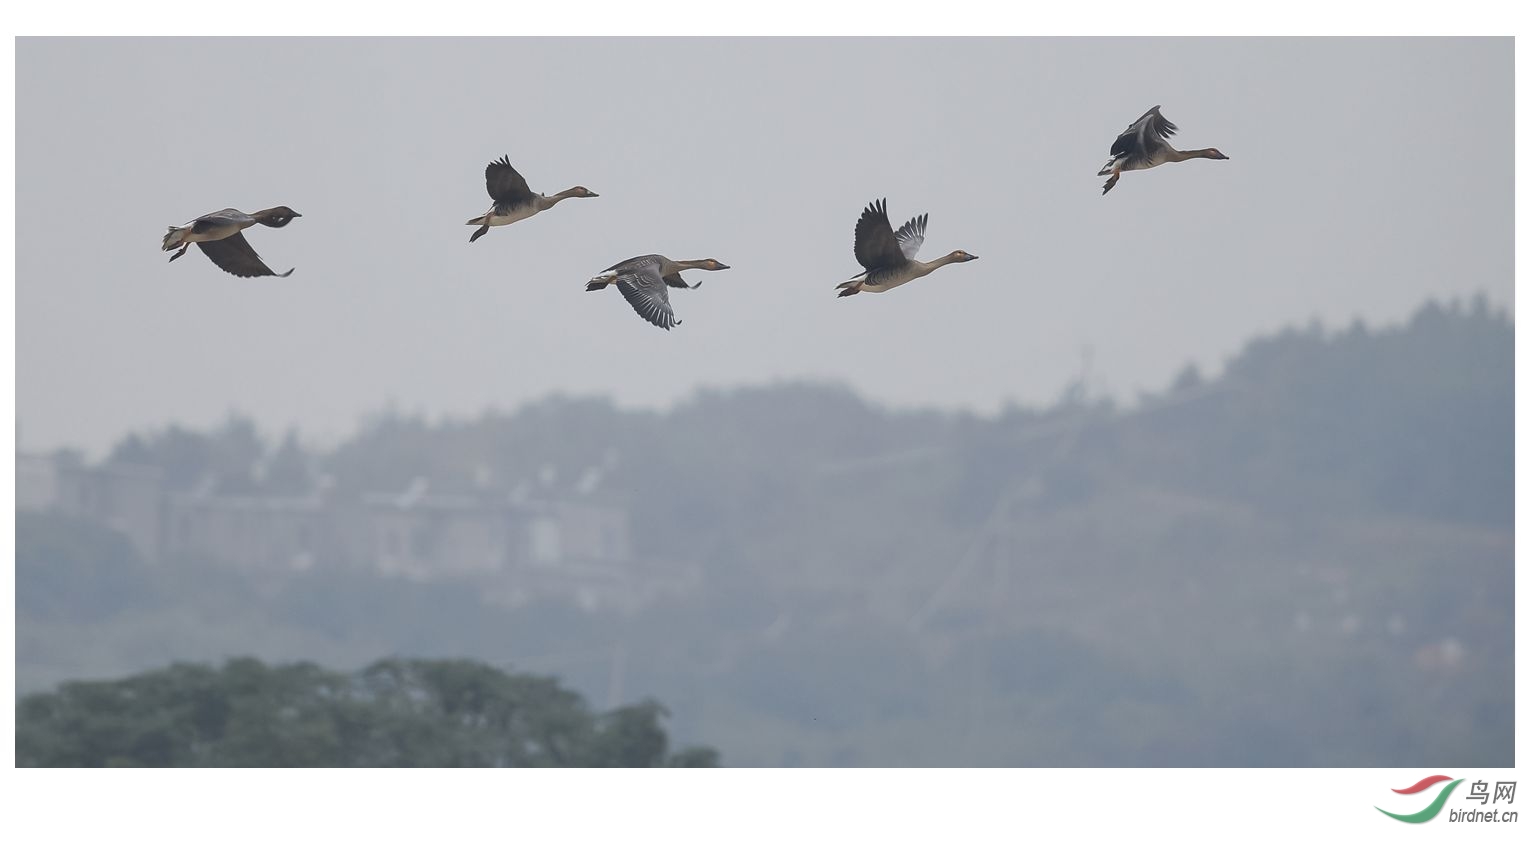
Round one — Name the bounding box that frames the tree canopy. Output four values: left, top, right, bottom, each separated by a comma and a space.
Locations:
16, 657, 719, 768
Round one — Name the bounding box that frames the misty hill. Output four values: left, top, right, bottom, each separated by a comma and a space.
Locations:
16, 296, 1513, 766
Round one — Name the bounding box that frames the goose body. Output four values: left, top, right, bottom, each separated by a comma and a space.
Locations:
467, 155, 597, 242
161, 206, 301, 277
836, 199, 977, 297
585, 254, 729, 330
1098, 106, 1229, 195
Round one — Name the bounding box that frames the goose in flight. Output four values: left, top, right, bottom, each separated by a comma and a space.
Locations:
585, 254, 729, 330
161, 206, 301, 277
836, 199, 977, 297
1098, 106, 1228, 195
467, 155, 598, 243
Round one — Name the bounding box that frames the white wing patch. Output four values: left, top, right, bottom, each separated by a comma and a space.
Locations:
894, 213, 928, 260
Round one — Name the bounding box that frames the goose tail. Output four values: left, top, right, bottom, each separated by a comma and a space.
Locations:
162, 226, 188, 252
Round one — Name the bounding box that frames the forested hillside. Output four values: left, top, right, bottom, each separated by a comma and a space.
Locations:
18, 297, 1513, 766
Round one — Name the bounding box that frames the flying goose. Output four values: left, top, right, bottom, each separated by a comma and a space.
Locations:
585, 254, 729, 330
161, 206, 301, 277
1098, 106, 1228, 195
836, 199, 977, 297
467, 155, 598, 243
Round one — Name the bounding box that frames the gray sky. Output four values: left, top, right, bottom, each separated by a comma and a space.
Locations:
16, 37, 1512, 454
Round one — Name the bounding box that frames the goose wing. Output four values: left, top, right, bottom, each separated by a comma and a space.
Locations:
485, 155, 535, 207
196, 232, 293, 278
1101, 106, 1178, 171
611, 261, 680, 330
853, 199, 908, 272
603, 254, 664, 274
893, 213, 928, 260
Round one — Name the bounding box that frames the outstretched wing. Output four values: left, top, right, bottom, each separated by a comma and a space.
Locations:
485, 155, 535, 206
614, 268, 680, 330
893, 213, 927, 260
1108, 105, 1178, 163
853, 198, 908, 272
196, 232, 293, 278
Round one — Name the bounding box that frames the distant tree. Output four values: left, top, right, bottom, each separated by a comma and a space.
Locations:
16, 657, 720, 768
261, 429, 313, 495
667, 746, 722, 767
108, 415, 266, 493
585, 700, 671, 767
208, 416, 264, 493
1170, 363, 1203, 393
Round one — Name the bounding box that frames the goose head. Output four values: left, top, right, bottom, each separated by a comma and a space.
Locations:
568, 186, 600, 198
253, 206, 302, 227
946, 250, 979, 263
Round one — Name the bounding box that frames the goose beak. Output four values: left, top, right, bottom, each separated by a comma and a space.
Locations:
292, 212, 304, 218
587, 191, 600, 198
716, 263, 730, 270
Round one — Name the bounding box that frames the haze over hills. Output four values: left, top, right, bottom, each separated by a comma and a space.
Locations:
15, 296, 1513, 766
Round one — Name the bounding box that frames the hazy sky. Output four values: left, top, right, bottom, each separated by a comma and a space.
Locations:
16, 38, 1512, 454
